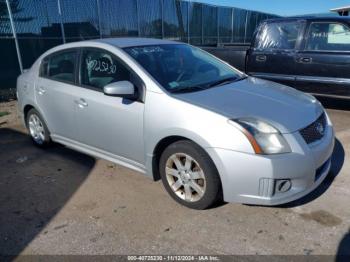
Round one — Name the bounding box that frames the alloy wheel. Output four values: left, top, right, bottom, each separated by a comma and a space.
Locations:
165, 153, 206, 202
28, 114, 45, 144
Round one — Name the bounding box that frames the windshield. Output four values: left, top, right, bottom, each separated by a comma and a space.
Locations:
123, 44, 243, 93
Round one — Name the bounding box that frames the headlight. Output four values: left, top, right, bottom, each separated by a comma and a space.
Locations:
229, 118, 291, 154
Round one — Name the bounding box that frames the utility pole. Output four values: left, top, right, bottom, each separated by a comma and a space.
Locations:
5, 0, 23, 72
57, 0, 66, 43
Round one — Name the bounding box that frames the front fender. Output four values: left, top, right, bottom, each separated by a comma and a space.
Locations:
143, 91, 255, 178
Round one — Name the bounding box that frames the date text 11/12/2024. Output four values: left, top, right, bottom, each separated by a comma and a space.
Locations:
127, 255, 220, 261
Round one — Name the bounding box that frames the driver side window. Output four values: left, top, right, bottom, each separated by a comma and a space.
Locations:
81, 49, 133, 90
306, 22, 350, 51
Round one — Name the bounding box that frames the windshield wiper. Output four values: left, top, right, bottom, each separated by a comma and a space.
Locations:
171, 75, 248, 93
171, 85, 206, 93
207, 76, 245, 88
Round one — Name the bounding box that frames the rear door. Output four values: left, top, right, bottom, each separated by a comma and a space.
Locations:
247, 20, 305, 87
35, 49, 80, 139
294, 21, 350, 97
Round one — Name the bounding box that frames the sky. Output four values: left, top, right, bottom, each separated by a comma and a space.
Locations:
192, 0, 350, 16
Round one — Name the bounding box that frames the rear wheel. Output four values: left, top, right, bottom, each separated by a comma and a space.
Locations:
26, 108, 51, 147
159, 140, 222, 209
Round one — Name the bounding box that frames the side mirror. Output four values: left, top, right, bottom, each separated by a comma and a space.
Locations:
103, 81, 135, 99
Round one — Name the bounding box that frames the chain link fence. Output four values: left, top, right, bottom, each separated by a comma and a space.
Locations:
0, 0, 278, 100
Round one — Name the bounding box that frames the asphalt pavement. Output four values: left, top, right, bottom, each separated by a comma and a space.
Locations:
0, 98, 349, 256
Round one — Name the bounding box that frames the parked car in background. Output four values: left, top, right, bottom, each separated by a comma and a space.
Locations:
206, 17, 350, 98
17, 38, 334, 209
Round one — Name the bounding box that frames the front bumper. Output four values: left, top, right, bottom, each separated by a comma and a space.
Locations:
206, 118, 335, 206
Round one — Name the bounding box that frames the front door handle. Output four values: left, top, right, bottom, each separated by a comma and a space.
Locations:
256, 55, 267, 62
298, 57, 312, 64
75, 98, 88, 108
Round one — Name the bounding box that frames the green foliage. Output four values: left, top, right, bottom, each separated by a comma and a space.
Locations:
0, 111, 10, 117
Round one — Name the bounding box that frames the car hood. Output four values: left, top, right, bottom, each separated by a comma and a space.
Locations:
174, 77, 324, 133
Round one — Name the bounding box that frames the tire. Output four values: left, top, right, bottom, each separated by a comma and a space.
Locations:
26, 108, 52, 147
159, 140, 222, 210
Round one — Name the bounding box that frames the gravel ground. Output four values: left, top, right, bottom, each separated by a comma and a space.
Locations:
0, 99, 349, 257
0, 100, 20, 127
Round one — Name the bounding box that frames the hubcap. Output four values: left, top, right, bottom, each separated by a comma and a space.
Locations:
165, 153, 206, 202
28, 114, 45, 144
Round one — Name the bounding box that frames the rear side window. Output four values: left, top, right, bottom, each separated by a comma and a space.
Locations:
306, 22, 350, 51
40, 50, 77, 83
255, 21, 302, 50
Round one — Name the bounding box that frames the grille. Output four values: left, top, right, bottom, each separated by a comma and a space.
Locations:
300, 113, 327, 144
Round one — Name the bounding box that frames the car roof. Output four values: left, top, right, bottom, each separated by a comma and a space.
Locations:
35, 37, 184, 68
88, 37, 180, 48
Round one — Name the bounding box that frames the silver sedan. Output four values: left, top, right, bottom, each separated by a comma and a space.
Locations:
17, 38, 334, 209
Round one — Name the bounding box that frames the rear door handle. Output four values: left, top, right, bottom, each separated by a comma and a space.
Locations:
37, 86, 46, 95
75, 98, 88, 108
256, 55, 267, 62
298, 57, 312, 64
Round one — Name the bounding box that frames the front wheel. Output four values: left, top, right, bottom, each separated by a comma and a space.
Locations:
159, 140, 222, 210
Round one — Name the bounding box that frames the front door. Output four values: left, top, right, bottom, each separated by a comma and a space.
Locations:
75, 48, 145, 165
247, 20, 304, 87
294, 21, 350, 97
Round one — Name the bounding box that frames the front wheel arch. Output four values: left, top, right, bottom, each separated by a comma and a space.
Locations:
152, 136, 222, 187
152, 136, 190, 181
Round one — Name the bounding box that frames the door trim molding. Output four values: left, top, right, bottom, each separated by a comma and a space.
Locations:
250, 72, 296, 81
296, 75, 350, 85
310, 92, 350, 100
250, 73, 350, 86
